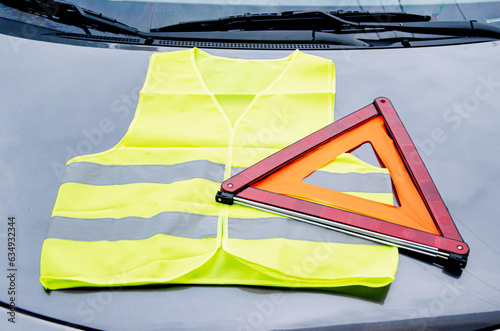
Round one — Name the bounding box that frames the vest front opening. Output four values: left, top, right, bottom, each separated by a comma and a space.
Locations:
193, 48, 297, 126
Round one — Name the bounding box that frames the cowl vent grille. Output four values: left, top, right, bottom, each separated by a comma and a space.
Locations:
158, 40, 332, 49
57, 33, 333, 49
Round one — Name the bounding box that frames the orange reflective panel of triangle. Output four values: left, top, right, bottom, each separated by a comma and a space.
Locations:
252, 116, 441, 235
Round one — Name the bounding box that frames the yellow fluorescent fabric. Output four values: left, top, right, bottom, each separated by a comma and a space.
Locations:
40, 48, 398, 290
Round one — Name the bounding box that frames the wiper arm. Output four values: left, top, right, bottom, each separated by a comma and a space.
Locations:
0, 0, 143, 36
364, 20, 500, 39
151, 10, 431, 33
151, 10, 500, 40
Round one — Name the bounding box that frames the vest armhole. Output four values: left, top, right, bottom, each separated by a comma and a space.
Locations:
65, 53, 159, 165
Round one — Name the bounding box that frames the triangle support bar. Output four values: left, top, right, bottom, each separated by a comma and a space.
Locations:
216, 98, 469, 271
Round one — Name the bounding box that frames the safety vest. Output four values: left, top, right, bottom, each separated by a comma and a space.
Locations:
40, 48, 398, 290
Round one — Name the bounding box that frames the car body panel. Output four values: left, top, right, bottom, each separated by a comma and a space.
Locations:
0, 31, 500, 329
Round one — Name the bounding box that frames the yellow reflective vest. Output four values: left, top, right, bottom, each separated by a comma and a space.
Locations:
40, 48, 398, 290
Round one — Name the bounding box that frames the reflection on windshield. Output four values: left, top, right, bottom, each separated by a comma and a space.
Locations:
106, 0, 499, 4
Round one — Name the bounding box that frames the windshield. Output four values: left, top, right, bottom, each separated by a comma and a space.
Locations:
2, 0, 500, 33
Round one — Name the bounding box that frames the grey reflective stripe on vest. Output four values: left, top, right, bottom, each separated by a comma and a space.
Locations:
227, 217, 377, 245
46, 212, 218, 241
62, 160, 226, 185
302, 171, 392, 193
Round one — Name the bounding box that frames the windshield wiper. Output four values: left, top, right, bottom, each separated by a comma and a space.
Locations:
152, 11, 431, 33
0, 0, 143, 36
151, 10, 500, 39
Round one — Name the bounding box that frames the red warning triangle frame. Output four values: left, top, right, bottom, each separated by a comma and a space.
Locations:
216, 98, 468, 271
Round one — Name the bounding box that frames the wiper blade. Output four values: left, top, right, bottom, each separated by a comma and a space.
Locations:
151, 10, 500, 40
152, 10, 431, 33
0, 0, 143, 36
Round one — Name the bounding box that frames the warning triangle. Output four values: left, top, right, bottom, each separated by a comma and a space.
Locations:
216, 98, 468, 271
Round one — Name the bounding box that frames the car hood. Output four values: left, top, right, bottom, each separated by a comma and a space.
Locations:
1, 34, 500, 329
